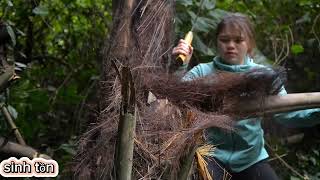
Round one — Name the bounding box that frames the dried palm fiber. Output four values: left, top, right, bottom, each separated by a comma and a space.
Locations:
140, 68, 285, 179
145, 67, 286, 117
73, 0, 286, 179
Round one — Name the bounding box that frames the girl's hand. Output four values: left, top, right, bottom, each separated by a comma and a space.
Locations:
172, 39, 193, 64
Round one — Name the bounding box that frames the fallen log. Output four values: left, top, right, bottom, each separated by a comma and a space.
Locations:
0, 136, 51, 160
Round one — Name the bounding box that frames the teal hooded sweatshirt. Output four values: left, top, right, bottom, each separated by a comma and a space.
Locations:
182, 56, 320, 172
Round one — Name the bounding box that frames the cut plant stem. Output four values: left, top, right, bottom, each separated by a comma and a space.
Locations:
115, 66, 136, 180
116, 112, 136, 180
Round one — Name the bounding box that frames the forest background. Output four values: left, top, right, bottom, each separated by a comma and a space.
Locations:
0, 0, 319, 179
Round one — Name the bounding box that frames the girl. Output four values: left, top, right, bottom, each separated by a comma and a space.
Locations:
172, 13, 320, 180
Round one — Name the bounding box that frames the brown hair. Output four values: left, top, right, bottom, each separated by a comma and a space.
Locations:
216, 13, 256, 57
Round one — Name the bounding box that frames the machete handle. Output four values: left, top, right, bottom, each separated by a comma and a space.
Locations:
176, 31, 193, 65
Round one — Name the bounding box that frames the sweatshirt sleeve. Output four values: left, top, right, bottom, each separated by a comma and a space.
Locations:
274, 86, 320, 128
182, 64, 203, 81
174, 63, 188, 75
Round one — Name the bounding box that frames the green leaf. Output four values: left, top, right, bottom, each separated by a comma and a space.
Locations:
7, 105, 18, 119
18, 51, 27, 59
15, 62, 27, 68
16, 28, 26, 36
188, 11, 213, 32
216, 0, 233, 9
254, 50, 271, 65
312, 149, 319, 156
290, 176, 300, 180
32, 5, 49, 16
176, 0, 193, 6
203, 0, 216, 10
187, 10, 197, 19
58, 83, 82, 105
193, 34, 215, 56
6, 0, 13, 7
47, 85, 56, 92
291, 44, 304, 55
5, 24, 16, 46
76, 0, 91, 8
193, 17, 211, 32
28, 90, 50, 112
59, 144, 76, 155
208, 9, 228, 24
296, 13, 311, 24
310, 157, 317, 165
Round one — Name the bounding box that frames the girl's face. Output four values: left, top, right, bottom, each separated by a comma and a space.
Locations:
217, 26, 250, 65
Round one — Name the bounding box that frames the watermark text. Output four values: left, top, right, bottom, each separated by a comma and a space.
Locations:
0, 157, 58, 177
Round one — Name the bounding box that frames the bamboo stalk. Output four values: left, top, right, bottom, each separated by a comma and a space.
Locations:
0, 103, 26, 145
115, 67, 136, 180
232, 92, 320, 115
117, 112, 136, 180
178, 146, 197, 180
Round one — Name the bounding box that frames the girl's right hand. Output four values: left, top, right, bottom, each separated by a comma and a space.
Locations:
172, 39, 193, 64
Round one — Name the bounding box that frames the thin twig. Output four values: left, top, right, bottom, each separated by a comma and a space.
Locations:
268, 153, 287, 162
272, 36, 278, 64
277, 34, 290, 65
311, 14, 320, 52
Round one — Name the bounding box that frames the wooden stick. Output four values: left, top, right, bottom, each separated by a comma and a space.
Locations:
232, 92, 320, 115
0, 103, 26, 145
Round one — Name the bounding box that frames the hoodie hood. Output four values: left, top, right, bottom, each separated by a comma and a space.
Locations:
213, 56, 256, 73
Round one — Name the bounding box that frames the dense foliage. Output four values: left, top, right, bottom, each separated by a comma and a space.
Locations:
0, 0, 319, 179
0, 0, 111, 176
